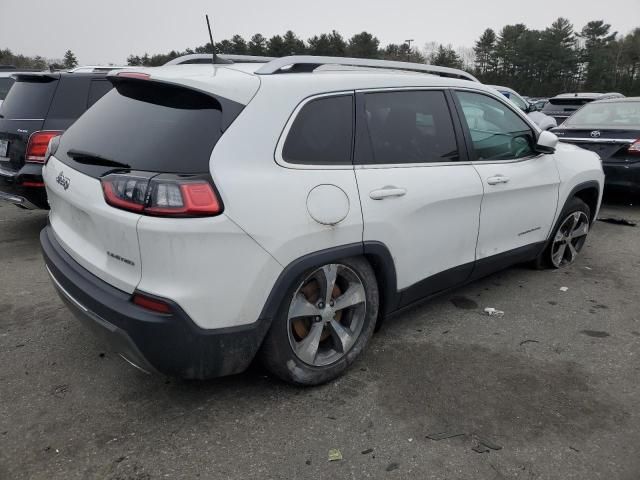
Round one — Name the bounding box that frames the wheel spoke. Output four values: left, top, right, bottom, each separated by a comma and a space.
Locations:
289, 293, 321, 319
321, 264, 338, 305
294, 322, 324, 364
552, 243, 567, 266
333, 282, 366, 312
570, 221, 589, 239
566, 241, 579, 262
329, 319, 354, 353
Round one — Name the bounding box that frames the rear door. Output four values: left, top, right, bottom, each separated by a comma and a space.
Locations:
354, 89, 483, 305
453, 89, 559, 261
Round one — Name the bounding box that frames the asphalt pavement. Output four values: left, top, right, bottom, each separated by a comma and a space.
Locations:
1, 198, 639, 479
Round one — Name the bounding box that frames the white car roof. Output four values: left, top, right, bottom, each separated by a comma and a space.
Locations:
112, 61, 491, 106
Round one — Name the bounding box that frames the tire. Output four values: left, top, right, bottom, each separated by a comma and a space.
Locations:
259, 256, 379, 386
534, 197, 591, 269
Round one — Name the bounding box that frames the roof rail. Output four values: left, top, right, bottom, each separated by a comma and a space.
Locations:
253, 55, 479, 82
163, 54, 276, 66
67, 66, 129, 73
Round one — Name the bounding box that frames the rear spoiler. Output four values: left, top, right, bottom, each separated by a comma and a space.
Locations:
11, 72, 60, 82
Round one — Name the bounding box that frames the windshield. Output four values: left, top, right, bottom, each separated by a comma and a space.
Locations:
564, 101, 640, 128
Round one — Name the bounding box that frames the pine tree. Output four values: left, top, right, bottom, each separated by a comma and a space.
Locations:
63, 50, 78, 68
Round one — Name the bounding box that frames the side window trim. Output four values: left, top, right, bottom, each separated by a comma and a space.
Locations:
275, 91, 356, 170
451, 88, 541, 164
354, 87, 470, 168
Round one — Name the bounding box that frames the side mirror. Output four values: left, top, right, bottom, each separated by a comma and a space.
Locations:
535, 130, 558, 154
526, 103, 539, 113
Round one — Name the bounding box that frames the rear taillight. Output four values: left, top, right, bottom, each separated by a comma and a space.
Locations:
132, 293, 172, 314
628, 140, 640, 155
26, 131, 63, 163
101, 173, 222, 217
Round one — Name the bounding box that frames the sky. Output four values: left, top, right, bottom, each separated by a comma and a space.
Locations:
1, 0, 638, 65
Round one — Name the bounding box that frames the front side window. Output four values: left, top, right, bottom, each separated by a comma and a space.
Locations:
456, 91, 535, 161
282, 95, 353, 165
362, 90, 459, 164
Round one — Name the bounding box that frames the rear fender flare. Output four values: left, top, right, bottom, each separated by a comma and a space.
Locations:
258, 241, 399, 329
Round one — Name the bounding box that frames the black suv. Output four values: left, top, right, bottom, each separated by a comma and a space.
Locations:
541, 92, 624, 125
0, 71, 114, 209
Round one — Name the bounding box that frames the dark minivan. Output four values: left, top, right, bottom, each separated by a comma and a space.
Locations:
0, 71, 114, 209
541, 92, 624, 126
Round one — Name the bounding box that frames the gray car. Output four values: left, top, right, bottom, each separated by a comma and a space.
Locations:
489, 85, 557, 131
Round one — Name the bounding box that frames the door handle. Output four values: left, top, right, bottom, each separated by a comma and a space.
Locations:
486, 175, 510, 185
369, 187, 407, 200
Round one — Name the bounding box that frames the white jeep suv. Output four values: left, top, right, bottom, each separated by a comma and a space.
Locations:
41, 56, 604, 385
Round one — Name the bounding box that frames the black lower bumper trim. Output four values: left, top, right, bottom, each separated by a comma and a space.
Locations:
603, 161, 640, 193
0, 163, 48, 209
40, 226, 271, 379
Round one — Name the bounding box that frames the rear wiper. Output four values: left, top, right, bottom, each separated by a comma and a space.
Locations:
66, 149, 130, 169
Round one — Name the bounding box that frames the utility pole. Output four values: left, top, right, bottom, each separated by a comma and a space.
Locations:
404, 39, 414, 61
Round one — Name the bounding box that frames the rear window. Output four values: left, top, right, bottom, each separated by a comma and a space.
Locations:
546, 98, 593, 107
0, 78, 57, 118
57, 80, 241, 175
0, 78, 14, 100
564, 101, 640, 128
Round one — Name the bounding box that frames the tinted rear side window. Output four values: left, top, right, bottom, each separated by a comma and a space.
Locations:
87, 80, 113, 108
0, 78, 57, 118
0, 78, 14, 100
57, 80, 238, 175
363, 90, 458, 164
283, 95, 353, 165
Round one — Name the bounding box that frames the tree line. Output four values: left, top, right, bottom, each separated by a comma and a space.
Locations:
0, 48, 78, 70
473, 19, 639, 96
2, 17, 638, 96
126, 18, 639, 96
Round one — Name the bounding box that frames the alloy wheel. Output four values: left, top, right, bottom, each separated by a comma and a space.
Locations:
287, 264, 367, 366
550, 211, 589, 268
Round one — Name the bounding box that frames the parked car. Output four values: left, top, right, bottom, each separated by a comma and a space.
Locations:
0, 66, 47, 108
489, 85, 557, 130
542, 92, 624, 125
41, 56, 603, 385
0, 71, 16, 108
0, 69, 116, 209
529, 98, 549, 111
552, 97, 640, 194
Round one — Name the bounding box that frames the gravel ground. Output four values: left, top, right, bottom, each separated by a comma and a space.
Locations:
0, 198, 639, 480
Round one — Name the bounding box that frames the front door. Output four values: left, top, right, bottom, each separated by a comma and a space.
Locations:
453, 90, 560, 261
354, 89, 484, 306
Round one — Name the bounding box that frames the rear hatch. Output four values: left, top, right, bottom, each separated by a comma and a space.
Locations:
552, 128, 640, 163
0, 75, 58, 173
542, 98, 594, 123
44, 71, 255, 293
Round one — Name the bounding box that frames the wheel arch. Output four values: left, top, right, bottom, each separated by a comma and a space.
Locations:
258, 241, 399, 329
566, 181, 600, 224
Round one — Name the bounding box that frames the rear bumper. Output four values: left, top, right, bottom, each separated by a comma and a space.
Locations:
603, 160, 640, 193
41, 225, 270, 379
0, 162, 47, 209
